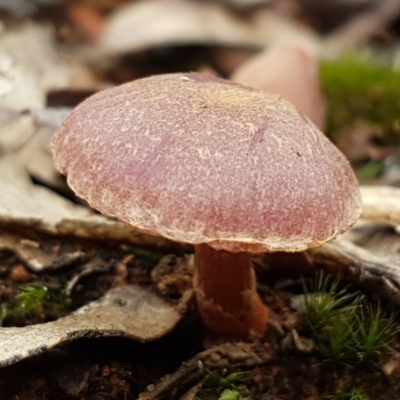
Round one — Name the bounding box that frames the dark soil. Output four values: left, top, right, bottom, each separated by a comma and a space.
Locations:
1, 231, 400, 400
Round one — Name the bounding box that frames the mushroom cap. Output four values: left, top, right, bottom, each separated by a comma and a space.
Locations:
52, 73, 361, 253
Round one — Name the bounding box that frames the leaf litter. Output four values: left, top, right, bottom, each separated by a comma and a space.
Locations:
0, 285, 187, 367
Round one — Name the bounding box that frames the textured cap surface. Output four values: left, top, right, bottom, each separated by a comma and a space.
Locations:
52, 73, 361, 253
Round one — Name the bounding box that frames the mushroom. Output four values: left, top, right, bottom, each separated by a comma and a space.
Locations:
51, 73, 361, 336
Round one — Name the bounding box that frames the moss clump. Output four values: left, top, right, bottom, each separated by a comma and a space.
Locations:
320, 55, 400, 144
0, 285, 71, 325
298, 274, 398, 362
355, 159, 384, 182
330, 387, 370, 400
195, 369, 249, 400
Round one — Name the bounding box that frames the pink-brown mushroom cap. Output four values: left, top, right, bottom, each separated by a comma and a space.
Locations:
52, 73, 361, 253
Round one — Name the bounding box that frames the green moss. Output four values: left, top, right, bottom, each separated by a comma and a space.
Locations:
0, 285, 71, 325
320, 55, 400, 144
219, 389, 247, 400
298, 273, 398, 363
130, 247, 165, 263
355, 160, 384, 182
195, 369, 249, 400
354, 302, 398, 360
330, 388, 370, 400
298, 273, 359, 332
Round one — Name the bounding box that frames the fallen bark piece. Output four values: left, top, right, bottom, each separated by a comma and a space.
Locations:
305, 236, 400, 304
0, 285, 184, 367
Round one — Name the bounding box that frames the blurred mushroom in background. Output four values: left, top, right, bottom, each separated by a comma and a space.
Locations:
231, 43, 326, 130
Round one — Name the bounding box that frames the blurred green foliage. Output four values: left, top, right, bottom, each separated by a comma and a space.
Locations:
320, 55, 400, 144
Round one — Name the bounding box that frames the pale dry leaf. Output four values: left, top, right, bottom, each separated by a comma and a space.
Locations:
100, 0, 400, 60
0, 110, 36, 154
0, 285, 184, 367
1, 22, 71, 93
99, 0, 318, 56
360, 186, 400, 226
31, 107, 72, 130
0, 106, 20, 125
14, 108, 73, 193
16, 125, 68, 192
0, 50, 44, 110
0, 22, 71, 110
0, 155, 97, 228
0, 156, 178, 250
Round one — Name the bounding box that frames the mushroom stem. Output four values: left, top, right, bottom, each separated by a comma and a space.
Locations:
193, 243, 269, 336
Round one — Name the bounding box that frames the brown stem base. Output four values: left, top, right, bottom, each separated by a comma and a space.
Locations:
193, 243, 269, 336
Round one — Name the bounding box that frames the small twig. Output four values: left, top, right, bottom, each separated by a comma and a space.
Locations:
138, 342, 273, 400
